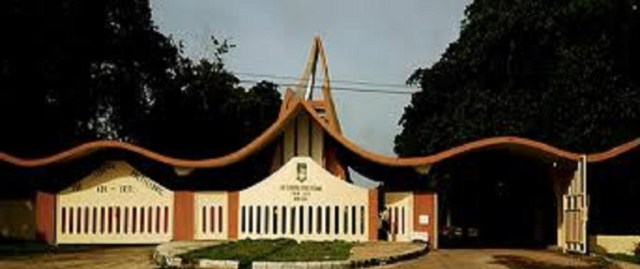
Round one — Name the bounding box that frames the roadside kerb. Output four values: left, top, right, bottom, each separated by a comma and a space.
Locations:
154, 242, 428, 268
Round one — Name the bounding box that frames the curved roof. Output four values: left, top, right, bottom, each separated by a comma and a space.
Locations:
586, 138, 640, 162
2, 98, 639, 168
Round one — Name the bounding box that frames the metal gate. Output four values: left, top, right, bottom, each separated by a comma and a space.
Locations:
563, 155, 588, 253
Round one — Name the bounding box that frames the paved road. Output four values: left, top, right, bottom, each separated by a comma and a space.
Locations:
384, 249, 640, 269
0, 246, 156, 269
2, 247, 639, 269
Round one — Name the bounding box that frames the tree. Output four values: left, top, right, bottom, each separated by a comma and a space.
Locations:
0, 0, 181, 153
395, 0, 640, 156
0, 0, 281, 158
142, 44, 282, 158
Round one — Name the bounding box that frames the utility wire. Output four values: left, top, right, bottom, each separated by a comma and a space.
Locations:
235, 72, 415, 89
239, 79, 417, 95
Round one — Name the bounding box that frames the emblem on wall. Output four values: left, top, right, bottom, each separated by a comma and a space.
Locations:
296, 163, 308, 182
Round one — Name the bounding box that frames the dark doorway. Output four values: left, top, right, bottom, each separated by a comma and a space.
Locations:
436, 150, 557, 248
589, 149, 640, 237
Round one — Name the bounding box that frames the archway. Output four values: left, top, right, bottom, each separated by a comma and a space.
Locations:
435, 150, 558, 248
589, 148, 640, 254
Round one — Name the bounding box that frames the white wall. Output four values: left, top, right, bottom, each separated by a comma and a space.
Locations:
56, 161, 174, 244
238, 157, 369, 241
194, 192, 228, 240
589, 235, 640, 255
384, 192, 414, 242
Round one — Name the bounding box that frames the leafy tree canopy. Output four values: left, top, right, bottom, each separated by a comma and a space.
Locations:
0, 0, 281, 158
396, 0, 640, 156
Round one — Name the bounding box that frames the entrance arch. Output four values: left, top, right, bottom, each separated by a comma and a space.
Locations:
435, 150, 560, 249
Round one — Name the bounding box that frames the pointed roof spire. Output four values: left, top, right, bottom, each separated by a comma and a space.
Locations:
284, 36, 342, 133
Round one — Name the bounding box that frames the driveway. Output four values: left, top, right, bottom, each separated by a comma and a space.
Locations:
383, 249, 640, 269
0, 246, 156, 269
2, 247, 639, 269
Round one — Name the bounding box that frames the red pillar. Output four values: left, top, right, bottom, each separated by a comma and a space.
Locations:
413, 191, 436, 247
173, 191, 194, 240
368, 189, 378, 241
227, 192, 239, 240
35, 192, 56, 244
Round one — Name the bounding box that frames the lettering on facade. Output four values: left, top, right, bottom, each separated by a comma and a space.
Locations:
280, 184, 322, 202
92, 165, 163, 196
95, 184, 134, 194
130, 170, 164, 196
96, 185, 107, 193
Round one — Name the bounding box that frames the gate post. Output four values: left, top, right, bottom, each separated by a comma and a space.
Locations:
227, 191, 239, 240
173, 191, 194, 240
368, 189, 378, 241
413, 191, 436, 248
35, 192, 56, 244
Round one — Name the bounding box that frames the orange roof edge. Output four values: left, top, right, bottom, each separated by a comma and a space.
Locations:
1, 101, 639, 168
278, 88, 295, 119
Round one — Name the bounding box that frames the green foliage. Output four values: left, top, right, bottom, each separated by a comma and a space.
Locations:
397, 0, 640, 156
606, 252, 640, 265
180, 239, 352, 263
0, 0, 281, 159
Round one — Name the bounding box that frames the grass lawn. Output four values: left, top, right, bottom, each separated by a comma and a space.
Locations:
180, 239, 352, 263
606, 253, 640, 265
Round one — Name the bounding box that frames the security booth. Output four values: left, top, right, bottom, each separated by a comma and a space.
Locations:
383, 192, 436, 244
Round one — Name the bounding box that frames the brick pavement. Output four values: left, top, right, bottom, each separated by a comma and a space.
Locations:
349, 241, 424, 261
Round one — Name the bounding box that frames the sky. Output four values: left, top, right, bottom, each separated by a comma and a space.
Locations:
150, 0, 470, 185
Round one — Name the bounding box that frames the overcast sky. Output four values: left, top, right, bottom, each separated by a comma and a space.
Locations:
151, 0, 469, 154
150, 0, 469, 184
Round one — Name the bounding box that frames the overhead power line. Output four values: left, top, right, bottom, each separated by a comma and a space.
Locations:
239, 79, 417, 95
235, 72, 415, 89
